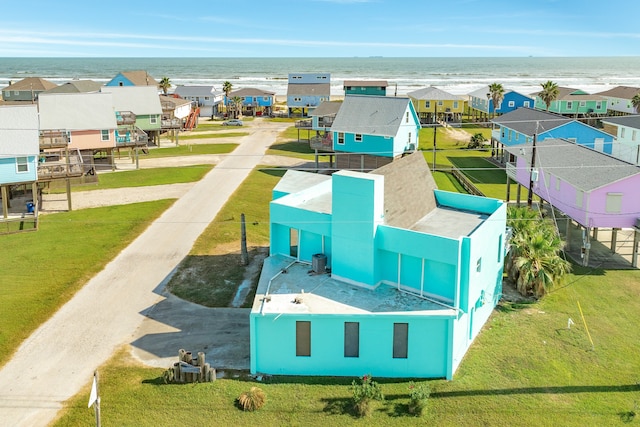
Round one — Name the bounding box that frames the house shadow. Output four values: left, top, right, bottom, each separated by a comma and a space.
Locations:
431, 383, 640, 398
128, 253, 254, 373
449, 156, 507, 184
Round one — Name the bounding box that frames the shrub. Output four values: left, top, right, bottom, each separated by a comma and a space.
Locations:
237, 386, 266, 411
407, 381, 430, 416
351, 374, 384, 417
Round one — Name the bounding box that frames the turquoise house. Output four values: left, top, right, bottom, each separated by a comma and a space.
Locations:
332, 95, 420, 170
250, 153, 507, 379
533, 87, 607, 117
343, 80, 388, 96
105, 70, 159, 87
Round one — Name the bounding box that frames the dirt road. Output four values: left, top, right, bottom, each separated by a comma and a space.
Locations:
0, 119, 290, 426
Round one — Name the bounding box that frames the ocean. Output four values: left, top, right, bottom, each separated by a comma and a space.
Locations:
2, 57, 640, 97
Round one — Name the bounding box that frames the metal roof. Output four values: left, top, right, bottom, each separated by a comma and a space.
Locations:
0, 105, 39, 157
505, 138, 640, 191
330, 95, 412, 137
309, 100, 342, 117
229, 88, 275, 97
100, 86, 162, 115
38, 92, 117, 131
174, 85, 218, 97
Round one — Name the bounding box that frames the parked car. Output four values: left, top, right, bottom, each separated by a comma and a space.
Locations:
222, 119, 243, 126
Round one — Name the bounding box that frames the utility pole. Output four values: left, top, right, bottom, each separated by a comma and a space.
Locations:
527, 131, 538, 208
432, 102, 437, 171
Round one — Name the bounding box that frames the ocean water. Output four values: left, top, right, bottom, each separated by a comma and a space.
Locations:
2, 57, 640, 97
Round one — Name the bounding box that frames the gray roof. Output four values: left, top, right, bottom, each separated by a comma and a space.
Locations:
601, 115, 640, 130
174, 85, 217, 97
408, 86, 464, 101
491, 107, 571, 135
287, 83, 330, 97
38, 92, 117, 131
505, 138, 640, 191
371, 152, 437, 229
330, 95, 412, 137
343, 80, 388, 87
309, 100, 342, 117
0, 105, 39, 157
100, 86, 162, 115
229, 87, 275, 97
595, 85, 640, 99
42, 80, 102, 94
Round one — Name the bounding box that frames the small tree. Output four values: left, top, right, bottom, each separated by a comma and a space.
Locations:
159, 77, 171, 95
468, 132, 487, 149
230, 96, 243, 118
236, 387, 266, 411
351, 374, 384, 417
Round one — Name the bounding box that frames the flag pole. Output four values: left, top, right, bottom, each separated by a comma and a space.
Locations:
92, 370, 101, 427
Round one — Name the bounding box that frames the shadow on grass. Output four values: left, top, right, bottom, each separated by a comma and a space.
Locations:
257, 167, 287, 178
449, 156, 506, 184
269, 140, 315, 155
432, 384, 640, 398
496, 300, 537, 313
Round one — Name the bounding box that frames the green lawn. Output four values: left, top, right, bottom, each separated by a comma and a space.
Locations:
266, 126, 316, 160
55, 268, 640, 426
49, 165, 213, 193
145, 143, 238, 158
0, 200, 175, 368
168, 131, 249, 141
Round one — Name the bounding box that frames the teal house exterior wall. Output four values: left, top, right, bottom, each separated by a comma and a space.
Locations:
0, 156, 37, 184
345, 86, 386, 96
253, 155, 507, 380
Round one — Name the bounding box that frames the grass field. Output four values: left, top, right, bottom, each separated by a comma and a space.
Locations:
0, 200, 175, 368
145, 143, 237, 158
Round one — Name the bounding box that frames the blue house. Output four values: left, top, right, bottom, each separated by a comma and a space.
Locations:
331, 95, 419, 170
0, 105, 39, 220
250, 153, 507, 379
490, 107, 614, 162
287, 73, 331, 117
468, 86, 534, 121
227, 88, 276, 116
105, 70, 159, 87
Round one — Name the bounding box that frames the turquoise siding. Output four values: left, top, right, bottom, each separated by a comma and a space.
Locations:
534, 97, 607, 115
345, 86, 386, 96
0, 156, 37, 184
333, 133, 394, 157
105, 74, 135, 86
251, 313, 453, 378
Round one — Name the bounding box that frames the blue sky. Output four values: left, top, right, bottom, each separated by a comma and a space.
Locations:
2, 0, 639, 57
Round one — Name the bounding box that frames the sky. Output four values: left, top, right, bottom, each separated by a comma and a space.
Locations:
2, 0, 639, 58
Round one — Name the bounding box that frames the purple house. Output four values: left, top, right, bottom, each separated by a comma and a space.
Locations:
505, 138, 640, 266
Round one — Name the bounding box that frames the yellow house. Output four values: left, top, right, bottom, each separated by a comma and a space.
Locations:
408, 86, 466, 124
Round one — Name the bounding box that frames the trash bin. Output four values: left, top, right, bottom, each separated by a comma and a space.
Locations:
26, 202, 35, 213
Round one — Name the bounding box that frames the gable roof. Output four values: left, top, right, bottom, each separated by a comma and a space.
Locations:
370, 152, 437, 229
100, 86, 162, 115
506, 138, 640, 191
287, 83, 331, 97
595, 85, 640, 99
42, 80, 102, 94
601, 115, 640, 130
531, 86, 605, 101
309, 100, 342, 117
38, 92, 117, 131
0, 105, 39, 157
2, 77, 57, 92
174, 85, 218, 97
119, 70, 159, 86
408, 86, 464, 101
330, 95, 414, 137
491, 107, 571, 135
229, 87, 275, 97
343, 80, 388, 88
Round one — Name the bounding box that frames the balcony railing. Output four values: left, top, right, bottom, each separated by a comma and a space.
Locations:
506, 162, 517, 180
115, 127, 148, 146
295, 119, 312, 129
39, 130, 69, 149
310, 135, 333, 152
116, 111, 136, 126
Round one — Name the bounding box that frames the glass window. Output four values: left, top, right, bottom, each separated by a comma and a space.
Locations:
296, 321, 311, 357
16, 156, 28, 173
567, 101, 573, 110
101, 130, 110, 141
393, 323, 408, 359
425, 101, 430, 108
606, 193, 623, 213
355, 134, 362, 142
150, 116, 158, 124
508, 101, 515, 107
524, 101, 530, 108
344, 322, 360, 358
337, 132, 345, 144
453, 101, 458, 109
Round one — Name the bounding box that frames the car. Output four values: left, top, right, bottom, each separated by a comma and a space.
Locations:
222, 119, 244, 126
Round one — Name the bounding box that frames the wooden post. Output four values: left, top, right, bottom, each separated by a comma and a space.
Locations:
1, 186, 8, 219
240, 213, 249, 266
66, 178, 72, 211
135, 147, 139, 170
565, 218, 571, 250
505, 176, 511, 202
611, 228, 618, 253
516, 184, 521, 206
632, 228, 639, 268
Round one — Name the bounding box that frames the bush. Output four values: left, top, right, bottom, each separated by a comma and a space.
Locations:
237, 386, 266, 411
351, 374, 384, 417
407, 382, 430, 416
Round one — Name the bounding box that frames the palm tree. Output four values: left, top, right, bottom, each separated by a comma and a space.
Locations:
222, 81, 233, 115
159, 77, 171, 95
488, 83, 505, 118
539, 80, 559, 111
506, 206, 571, 298
231, 96, 243, 118
631, 93, 640, 114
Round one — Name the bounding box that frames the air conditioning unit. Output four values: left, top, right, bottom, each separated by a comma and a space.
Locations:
312, 253, 327, 274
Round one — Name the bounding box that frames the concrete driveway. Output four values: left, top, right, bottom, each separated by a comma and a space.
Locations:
0, 119, 290, 426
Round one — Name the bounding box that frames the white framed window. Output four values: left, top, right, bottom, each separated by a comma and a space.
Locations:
508, 101, 515, 107
16, 156, 28, 173
621, 128, 626, 138
425, 101, 430, 108
453, 101, 459, 108
355, 133, 363, 142
294, 97, 301, 102
476, 257, 482, 273
524, 101, 530, 108
606, 193, 622, 213
567, 101, 573, 110
437, 100, 443, 106
204, 97, 210, 100
13, 90, 19, 95
596, 101, 603, 110
101, 130, 110, 141
150, 116, 158, 124
580, 101, 586, 107
576, 190, 584, 208
633, 130, 637, 142
337, 132, 345, 145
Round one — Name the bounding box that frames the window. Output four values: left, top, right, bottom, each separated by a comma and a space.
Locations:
633, 130, 637, 142
425, 101, 430, 108
14, 90, 20, 95
408, 132, 411, 144
294, 97, 301, 102
296, 321, 311, 357
596, 101, 603, 110
508, 101, 515, 107
337, 132, 345, 144
263, 97, 269, 101
344, 322, 360, 357
393, 323, 408, 358
580, 101, 586, 107
355, 133, 363, 142
476, 257, 482, 272
567, 101, 573, 110
16, 157, 28, 173
150, 116, 158, 124
501, 128, 505, 138
453, 101, 458, 109
406, 112, 409, 123
101, 130, 110, 141
576, 190, 584, 208
621, 128, 626, 138
606, 193, 623, 213
437, 100, 443, 106
205, 97, 210, 100
524, 101, 530, 108
508, 130, 512, 140
556, 177, 561, 191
